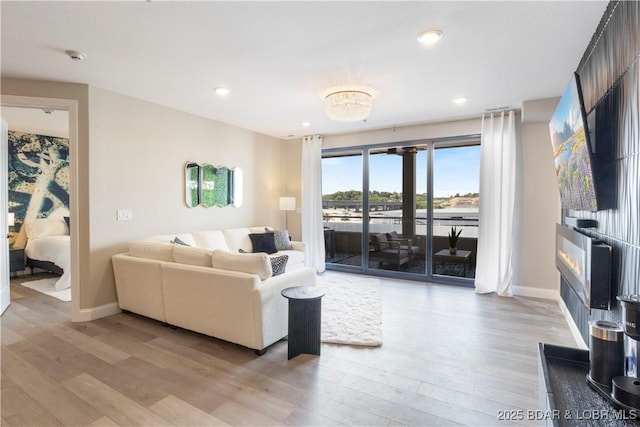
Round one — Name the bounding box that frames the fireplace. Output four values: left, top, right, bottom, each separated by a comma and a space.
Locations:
555, 224, 612, 309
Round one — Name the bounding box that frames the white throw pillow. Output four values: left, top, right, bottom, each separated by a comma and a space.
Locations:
129, 241, 174, 262
211, 249, 272, 280
222, 228, 252, 252
25, 217, 68, 239
173, 245, 213, 267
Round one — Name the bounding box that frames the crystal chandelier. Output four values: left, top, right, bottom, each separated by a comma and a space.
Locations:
323, 87, 374, 122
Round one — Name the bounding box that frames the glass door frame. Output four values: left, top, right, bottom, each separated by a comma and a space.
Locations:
323, 134, 480, 286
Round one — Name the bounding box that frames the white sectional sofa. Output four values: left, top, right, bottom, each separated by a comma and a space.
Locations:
111, 226, 316, 354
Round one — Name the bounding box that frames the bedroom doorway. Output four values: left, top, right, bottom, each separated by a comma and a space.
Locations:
1, 96, 79, 320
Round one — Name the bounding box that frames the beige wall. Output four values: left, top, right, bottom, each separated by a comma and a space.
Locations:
322, 118, 481, 148
514, 99, 561, 293
89, 87, 287, 306
2, 79, 288, 310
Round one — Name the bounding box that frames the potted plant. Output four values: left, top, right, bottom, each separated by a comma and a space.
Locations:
448, 226, 462, 254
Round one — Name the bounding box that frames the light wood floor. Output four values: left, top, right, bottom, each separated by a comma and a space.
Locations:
2, 271, 577, 426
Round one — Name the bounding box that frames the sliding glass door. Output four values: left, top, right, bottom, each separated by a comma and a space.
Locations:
368, 146, 427, 275
432, 143, 480, 280
322, 151, 364, 270
323, 137, 480, 284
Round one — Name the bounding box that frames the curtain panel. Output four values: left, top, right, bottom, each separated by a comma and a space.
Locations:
301, 135, 326, 273
475, 111, 517, 296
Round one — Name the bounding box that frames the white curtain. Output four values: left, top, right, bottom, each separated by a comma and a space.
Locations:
301, 135, 325, 273
475, 111, 517, 296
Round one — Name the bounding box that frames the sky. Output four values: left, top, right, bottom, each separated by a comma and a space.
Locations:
322, 145, 480, 198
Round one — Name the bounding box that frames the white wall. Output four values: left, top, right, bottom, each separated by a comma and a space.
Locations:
88, 87, 286, 306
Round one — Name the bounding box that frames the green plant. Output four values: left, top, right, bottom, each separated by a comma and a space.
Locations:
448, 226, 462, 248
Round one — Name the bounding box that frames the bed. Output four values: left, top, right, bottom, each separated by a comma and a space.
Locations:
24, 217, 71, 291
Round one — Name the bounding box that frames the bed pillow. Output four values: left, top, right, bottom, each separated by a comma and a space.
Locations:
25, 217, 69, 239
249, 232, 278, 254
211, 250, 272, 280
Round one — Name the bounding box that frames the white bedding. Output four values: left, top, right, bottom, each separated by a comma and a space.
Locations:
24, 235, 71, 291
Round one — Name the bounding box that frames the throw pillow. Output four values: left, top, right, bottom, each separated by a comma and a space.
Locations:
249, 232, 277, 254
270, 254, 289, 276
170, 236, 191, 246
266, 227, 292, 250
63, 216, 70, 229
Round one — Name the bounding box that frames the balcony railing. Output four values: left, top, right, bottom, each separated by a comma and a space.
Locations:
323, 214, 478, 278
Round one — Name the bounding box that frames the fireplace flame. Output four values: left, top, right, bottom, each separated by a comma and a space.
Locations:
558, 250, 581, 276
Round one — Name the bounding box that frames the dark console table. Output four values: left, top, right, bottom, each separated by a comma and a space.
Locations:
538, 343, 640, 427
281, 286, 325, 360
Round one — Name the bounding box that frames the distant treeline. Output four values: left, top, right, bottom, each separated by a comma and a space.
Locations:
323, 191, 479, 209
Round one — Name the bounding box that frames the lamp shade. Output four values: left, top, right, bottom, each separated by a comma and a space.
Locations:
8, 212, 15, 227
279, 197, 296, 211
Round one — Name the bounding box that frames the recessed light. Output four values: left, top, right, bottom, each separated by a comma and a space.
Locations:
214, 87, 230, 96
301, 121, 311, 127
453, 97, 468, 105
417, 30, 443, 46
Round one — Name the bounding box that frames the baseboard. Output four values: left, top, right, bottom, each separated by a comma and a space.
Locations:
75, 302, 121, 322
511, 285, 558, 300
557, 295, 588, 349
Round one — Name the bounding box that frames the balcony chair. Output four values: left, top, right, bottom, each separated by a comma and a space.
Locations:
369, 233, 411, 269
385, 231, 419, 259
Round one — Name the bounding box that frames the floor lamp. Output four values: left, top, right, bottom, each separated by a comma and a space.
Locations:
279, 197, 296, 231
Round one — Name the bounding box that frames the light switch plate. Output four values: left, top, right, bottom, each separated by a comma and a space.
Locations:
116, 209, 133, 221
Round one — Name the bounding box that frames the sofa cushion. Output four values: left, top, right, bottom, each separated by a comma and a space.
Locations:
211, 250, 272, 280
223, 228, 252, 252
249, 232, 278, 254
277, 249, 305, 268
173, 245, 213, 267
129, 241, 174, 262
191, 230, 230, 251
270, 254, 289, 276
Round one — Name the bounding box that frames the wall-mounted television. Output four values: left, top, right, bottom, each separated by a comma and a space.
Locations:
549, 73, 599, 211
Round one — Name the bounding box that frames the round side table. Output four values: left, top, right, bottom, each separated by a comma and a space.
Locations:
281, 286, 325, 360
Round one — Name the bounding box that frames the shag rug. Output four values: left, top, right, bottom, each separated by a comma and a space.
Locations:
316, 274, 382, 347
19, 278, 71, 302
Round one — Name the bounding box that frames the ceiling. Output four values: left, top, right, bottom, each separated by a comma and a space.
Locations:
1, 1, 608, 139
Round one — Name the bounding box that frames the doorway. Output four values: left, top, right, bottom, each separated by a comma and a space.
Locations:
1, 96, 80, 320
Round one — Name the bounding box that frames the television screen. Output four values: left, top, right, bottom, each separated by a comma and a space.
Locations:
549, 73, 597, 211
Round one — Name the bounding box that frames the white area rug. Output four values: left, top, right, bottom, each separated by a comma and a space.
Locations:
19, 278, 71, 302
317, 274, 383, 347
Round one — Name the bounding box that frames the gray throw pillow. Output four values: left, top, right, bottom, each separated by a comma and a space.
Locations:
270, 254, 289, 276
267, 228, 292, 250
170, 236, 190, 246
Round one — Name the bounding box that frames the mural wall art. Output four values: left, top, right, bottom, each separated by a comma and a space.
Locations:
7, 130, 69, 247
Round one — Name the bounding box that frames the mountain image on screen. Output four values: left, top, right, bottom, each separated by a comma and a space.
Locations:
549, 74, 597, 211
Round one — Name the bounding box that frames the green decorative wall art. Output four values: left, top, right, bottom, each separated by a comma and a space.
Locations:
184, 162, 242, 208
